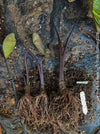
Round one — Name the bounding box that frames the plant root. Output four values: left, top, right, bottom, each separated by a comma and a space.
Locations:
34, 93, 48, 117
17, 91, 83, 133
18, 94, 36, 117
32, 93, 51, 132
17, 93, 51, 132
49, 91, 83, 133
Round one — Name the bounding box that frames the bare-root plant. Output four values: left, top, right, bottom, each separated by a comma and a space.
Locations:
17, 51, 34, 125
8, 0, 49, 131
8, 1, 84, 132
17, 46, 49, 131
44, 11, 83, 133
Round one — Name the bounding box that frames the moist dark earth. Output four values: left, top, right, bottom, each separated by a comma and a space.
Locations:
0, 0, 100, 134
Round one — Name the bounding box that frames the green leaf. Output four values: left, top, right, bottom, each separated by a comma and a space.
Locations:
88, 0, 100, 31
28, 81, 31, 86
32, 32, 48, 57
93, 0, 100, 31
3, 33, 16, 59
43, 45, 48, 58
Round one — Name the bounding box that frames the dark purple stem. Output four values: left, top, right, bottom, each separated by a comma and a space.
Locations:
49, 15, 64, 83
59, 54, 64, 82
49, 14, 64, 83
50, 15, 61, 46
43, 11, 61, 46
43, 11, 64, 84
47, 12, 80, 89
24, 76, 26, 86
40, 60, 44, 90
59, 20, 79, 85
49, 18, 64, 83
59, 25, 76, 85
22, 44, 41, 76
63, 20, 79, 67
24, 51, 29, 85
22, 44, 44, 90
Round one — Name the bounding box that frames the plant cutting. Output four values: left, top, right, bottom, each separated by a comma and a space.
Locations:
2, 32, 50, 132
32, 33, 49, 115
2, 33, 18, 103
18, 19, 80, 131
1, 0, 96, 132
2, 7, 84, 132
45, 12, 83, 133
27, 33, 48, 113
2, 30, 48, 114
17, 33, 50, 131
45, 11, 80, 92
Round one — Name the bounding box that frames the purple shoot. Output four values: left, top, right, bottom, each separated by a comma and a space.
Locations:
24, 51, 31, 95
49, 16, 79, 90
59, 23, 78, 90
39, 60, 44, 91
23, 45, 44, 92
24, 51, 29, 85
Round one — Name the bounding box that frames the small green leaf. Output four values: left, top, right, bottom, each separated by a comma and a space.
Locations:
62, 87, 65, 90
32, 32, 48, 57
3, 33, 16, 59
53, 103, 57, 105
43, 45, 48, 58
28, 81, 30, 86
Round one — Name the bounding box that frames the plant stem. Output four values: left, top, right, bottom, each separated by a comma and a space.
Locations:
40, 60, 44, 91
0, 44, 18, 103
59, 52, 65, 90
49, 14, 65, 88
23, 44, 41, 76
48, 14, 65, 89
46, 12, 80, 90
59, 23, 77, 90
4, 58, 18, 103
44, 12, 65, 89
24, 51, 29, 85
22, 45, 44, 92
24, 51, 31, 94
63, 19, 79, 66
59, 21, 79, 90
44, 11, 61, 46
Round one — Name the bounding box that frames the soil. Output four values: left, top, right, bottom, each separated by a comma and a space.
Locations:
0, 1, 98, 134
0, 63, 93, 133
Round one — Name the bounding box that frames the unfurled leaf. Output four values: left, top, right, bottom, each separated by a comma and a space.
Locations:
32, 32, 48, 57
88, 0, 100, 31
3, 33, 16, 58
93, 0, 100, 31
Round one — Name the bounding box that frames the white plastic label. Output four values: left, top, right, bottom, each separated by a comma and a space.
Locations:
76, 81, 88, 84
80, 91, 88, 115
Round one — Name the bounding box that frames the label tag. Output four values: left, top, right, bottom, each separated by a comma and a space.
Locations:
76, 81, 88, 84
80, 91, 88, 115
